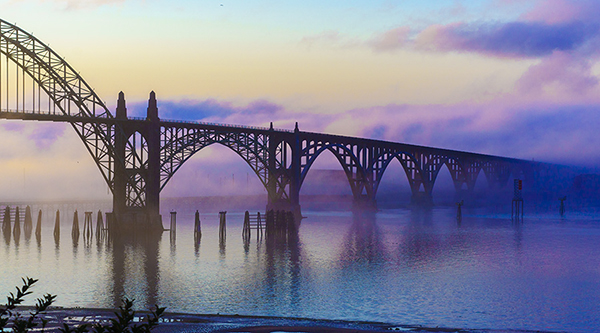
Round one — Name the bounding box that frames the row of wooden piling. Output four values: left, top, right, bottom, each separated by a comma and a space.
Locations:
2, 206, 42, 239
1, 206, 106, 242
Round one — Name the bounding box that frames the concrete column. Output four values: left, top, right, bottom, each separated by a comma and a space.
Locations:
145, 92, 162, 228
113, 92, 127, 217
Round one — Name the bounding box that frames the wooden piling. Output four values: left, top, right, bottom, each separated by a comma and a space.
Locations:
194, 210, 201, 241
559, 196, 566, 217
53, 210, 60, 242
13, 207, 21, 240
242, 211, 250, 241
96, 210, 104, 240
24, 206, 32, 238
219, 211, 226, 241
2, 206, 10, 235
257, 212, 263, 239
71, 210, 80, 240
456, 200, 463, 223
84, 212, 93, 239
35, 209, 42, 238
170, 211, 177, 231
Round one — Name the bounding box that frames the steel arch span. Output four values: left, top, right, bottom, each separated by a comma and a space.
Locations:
0, 19, 158, 227
0, 18, 564, 229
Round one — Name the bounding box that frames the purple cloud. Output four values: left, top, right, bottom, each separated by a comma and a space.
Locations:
128, 98, 284, 125
363, 1, 600, 59
517, 51, 599, 94
27, 123, 66, 149
415, 21, 599, 58
347, 102, 600, 167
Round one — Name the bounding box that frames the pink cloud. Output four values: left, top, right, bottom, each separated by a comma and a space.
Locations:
522, 0, 586, 24
517, 51, 599, 95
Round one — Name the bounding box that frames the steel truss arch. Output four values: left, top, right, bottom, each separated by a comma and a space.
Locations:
159, 127, 271, 193
0, 19, 145, 203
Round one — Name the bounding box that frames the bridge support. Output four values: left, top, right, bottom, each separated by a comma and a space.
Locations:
111, 92, 163, 233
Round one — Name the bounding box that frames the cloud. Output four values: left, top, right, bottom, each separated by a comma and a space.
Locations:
521, 0, 595, 24
516, 51, 599, 95
367, 26, 411, 52
363, 0, 600, 59
340, 102, 600, 167
1, 121, 66, 150
45, 0, 126, 9
146, 94, 600, 168
414, 20, 598, 58
125, 97, 318, 132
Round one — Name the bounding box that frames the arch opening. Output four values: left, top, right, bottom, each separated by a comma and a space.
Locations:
160, 143, 267, 216
431, 163, 456, 206
376, 158, 412, 209
299, 148, 354, 211
126, 131, 148, 169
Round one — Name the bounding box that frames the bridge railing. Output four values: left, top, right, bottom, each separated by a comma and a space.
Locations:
157, 117, 294, 133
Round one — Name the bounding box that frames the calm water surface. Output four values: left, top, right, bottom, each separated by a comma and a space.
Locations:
1, 204, 599, 333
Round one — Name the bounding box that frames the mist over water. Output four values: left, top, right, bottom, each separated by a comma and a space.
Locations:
1, 199, 600, 333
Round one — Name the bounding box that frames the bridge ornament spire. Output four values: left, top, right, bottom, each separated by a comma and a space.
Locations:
0, 18, 559, 230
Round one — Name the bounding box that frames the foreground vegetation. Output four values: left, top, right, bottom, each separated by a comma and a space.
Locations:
0, 277, 165, 333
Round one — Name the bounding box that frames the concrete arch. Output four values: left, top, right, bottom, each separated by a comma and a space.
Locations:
426, 157, 469, 191
373, 151, 423, 196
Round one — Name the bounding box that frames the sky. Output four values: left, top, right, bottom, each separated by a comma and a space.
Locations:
1, 0, 600, 201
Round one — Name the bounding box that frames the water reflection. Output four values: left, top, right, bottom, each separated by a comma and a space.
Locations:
108, 232, 161, 308
339, 211, 386, 265
2, 205, 600, 333
263, 226, 303, 313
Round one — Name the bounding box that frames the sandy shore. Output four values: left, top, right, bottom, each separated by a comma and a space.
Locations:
5, 307, 560, 333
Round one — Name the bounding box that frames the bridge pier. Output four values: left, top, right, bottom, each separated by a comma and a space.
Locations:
111, 92, 163, 233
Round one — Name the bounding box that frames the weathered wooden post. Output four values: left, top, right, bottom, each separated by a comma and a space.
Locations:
169, 212, 177, 231
559, 196, 566, 217
169, 211, 177, 245
257, 212, 263, 239
13, 207, 21, 240
194, 210, 201, 242
456, 200, 463, 223
242, 211, 250, 241
35, 209, 42, 238
24, 206, 32, 239
96, 210, 104, 240
219, 211, 227, 242
84, 211, 93, 239
2, 206, 10, 235
72, 210, 80, 241
54, 210, 60, 244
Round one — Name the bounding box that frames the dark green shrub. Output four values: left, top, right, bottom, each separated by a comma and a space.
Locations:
0, 277, 165, 333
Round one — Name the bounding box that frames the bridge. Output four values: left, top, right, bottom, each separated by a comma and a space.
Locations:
0, 19, 547, 231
